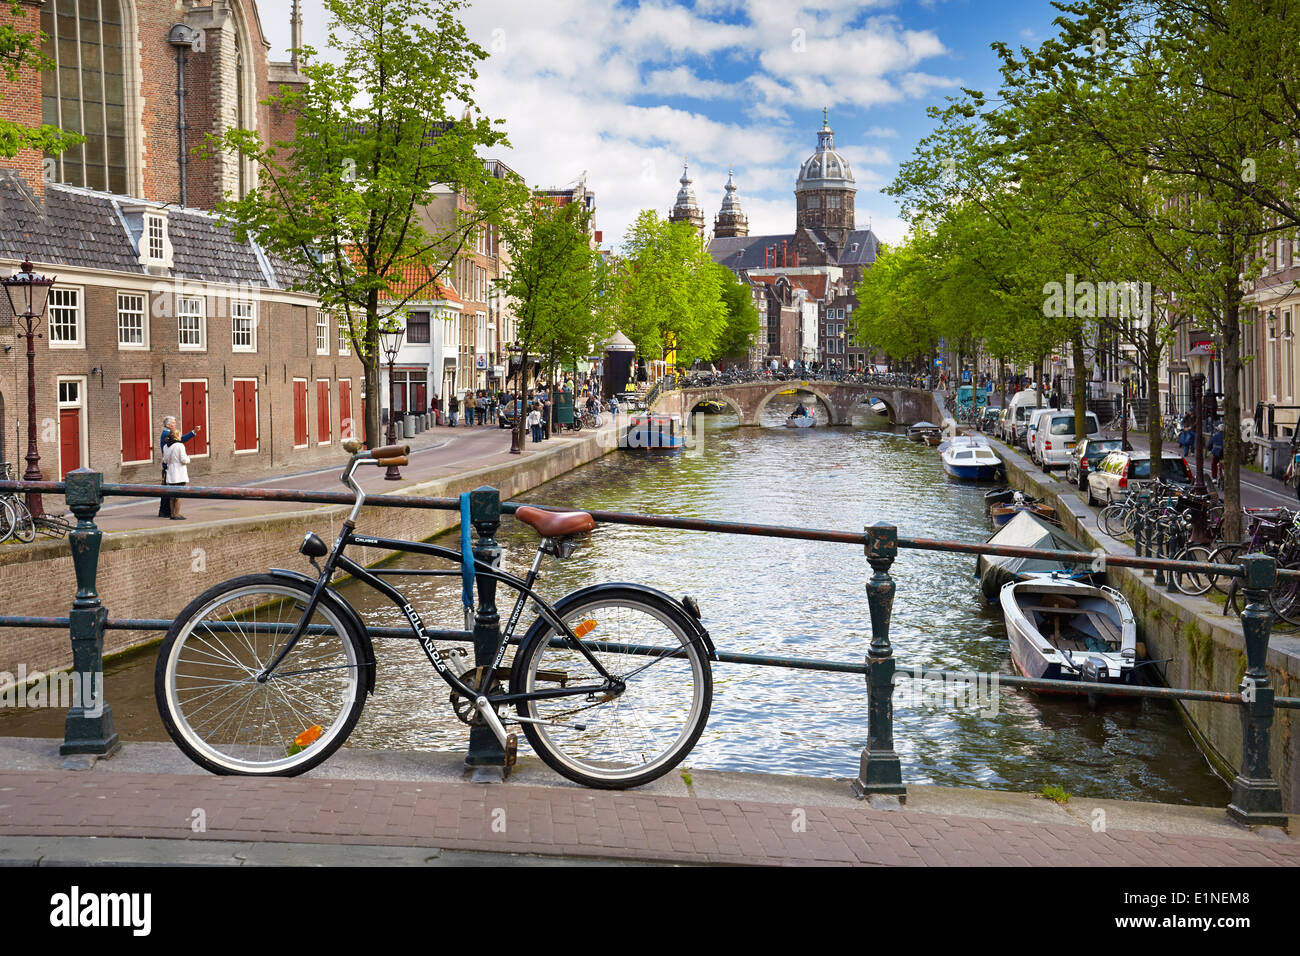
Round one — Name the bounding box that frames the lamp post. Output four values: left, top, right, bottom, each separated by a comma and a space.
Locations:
507, 344, 522, 455
379, 320, 405, 481
1188, 344, 1214, 544
2, 260, 56, 518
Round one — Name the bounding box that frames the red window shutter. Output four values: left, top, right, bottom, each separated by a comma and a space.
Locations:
234, 381, 257, 452
317, 380, 330, 443
339, 381, 352, 440
293, 381, 307, 446
182, 382, 208, 455
120, 383, 134, 462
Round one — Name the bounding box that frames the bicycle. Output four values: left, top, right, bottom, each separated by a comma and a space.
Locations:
0, 464, 36, 544
154, 440, 715, 788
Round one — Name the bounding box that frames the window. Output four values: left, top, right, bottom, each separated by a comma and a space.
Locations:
40, 0, 130, 193
407, 311, 430, 344
117, 292, 146, 348
313, 310, 328, 354
48, 287, 82, 347
232, 301, 256, 352
146, 214, 166, 262
829, 195, 841, 209
178, 296, 205, 350
337, 312, 351, 355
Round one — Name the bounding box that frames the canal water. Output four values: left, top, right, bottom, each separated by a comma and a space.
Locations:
1, 393, 1229, 805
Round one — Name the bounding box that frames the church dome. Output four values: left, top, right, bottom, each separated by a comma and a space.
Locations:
794, 114, 855, 193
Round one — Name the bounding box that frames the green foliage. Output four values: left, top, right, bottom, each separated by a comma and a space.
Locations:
710, 263, 760, 361
608, 212, 728, 365
1039, 784, 1071, 804
203, 0, 524, 445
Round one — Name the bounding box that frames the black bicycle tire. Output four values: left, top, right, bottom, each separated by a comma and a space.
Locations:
509, 587, 712, 790
155, 573, 368, 776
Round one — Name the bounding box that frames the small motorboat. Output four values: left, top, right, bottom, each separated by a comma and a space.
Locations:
906, 421, 941, 443
866, 398, 888, 414
940, 435, 1004, 481
976, 510, 1094, 601
624, 412, 685, 452
785, 415, 816, 428
923, 433, 943, 447
984, 486, 1016, 511
1000, 576, 1138, 691
989, 491, 1057, 526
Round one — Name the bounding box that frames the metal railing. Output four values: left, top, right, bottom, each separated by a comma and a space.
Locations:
0, 471, 1290, 825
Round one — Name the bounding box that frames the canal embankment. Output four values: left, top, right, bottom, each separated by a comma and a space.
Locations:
0, 424, 620, 679
988, 434, 1300, 811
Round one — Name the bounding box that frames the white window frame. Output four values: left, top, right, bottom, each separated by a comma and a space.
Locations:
116, 292, 148, 350
231, 300, 257, 353
337, 311, 351, 355
178, 296, 207, 351
178, 378, 211, 460
232, 377, 260, 455
147, 214, 166, 262
316, 310, 330, 355
48, 286, 84, 349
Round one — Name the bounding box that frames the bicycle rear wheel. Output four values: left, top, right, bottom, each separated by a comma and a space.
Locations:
8, 500, 34, 543
1173, 545, 1213, 596
155, 573, 367, 775
0, 500, 14, 543
510, 588, 712, 789
1209, 544, 1243, 595
1100, 505, 1129, 538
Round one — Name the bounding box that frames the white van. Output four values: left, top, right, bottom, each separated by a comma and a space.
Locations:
1037, 410, 1102, 471
1003, 387, 1043, 446
1025, 407, 1056, 462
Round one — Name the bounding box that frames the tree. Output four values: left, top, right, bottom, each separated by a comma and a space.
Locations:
709, 263, 760, 363
0, 0, 80, 158
205, 0, 525, 448
496, 196, 608, 451
609, 212, 728, 365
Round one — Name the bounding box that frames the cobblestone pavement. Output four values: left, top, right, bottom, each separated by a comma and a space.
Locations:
0, 770, 1296, 866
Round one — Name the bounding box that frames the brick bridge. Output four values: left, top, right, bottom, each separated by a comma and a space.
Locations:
669, 380, 940, 427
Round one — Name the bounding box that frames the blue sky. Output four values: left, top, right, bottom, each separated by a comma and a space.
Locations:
261, 1, 1059, 248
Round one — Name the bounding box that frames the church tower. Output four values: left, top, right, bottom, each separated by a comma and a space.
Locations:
713, 167, 749, 238
668, 159, 706, 236
794, 110, 856, 234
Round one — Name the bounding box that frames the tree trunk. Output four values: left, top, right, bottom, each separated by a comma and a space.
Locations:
515, 345, 530, 452
1071, 330, 1088, 445
1146, 319, 1161, 466
1222, 292, 1242, 544
363, 289, 381, 449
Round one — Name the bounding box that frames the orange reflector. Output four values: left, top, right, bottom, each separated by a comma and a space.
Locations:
294, 725, 323, 748
573, 619, 598, 638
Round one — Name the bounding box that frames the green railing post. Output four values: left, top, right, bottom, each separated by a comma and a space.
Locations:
1154, 517, 1167, 586
464, 485, 508, 775
1227, 553, 1287, 826
60, 469, 119, 758
853, 522, 906, 802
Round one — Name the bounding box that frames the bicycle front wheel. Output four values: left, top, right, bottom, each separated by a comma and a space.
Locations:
1173, 545, 1214, 596
510, 589, 712, 789
155, 574, 367, 775
8, 500, 34, 543
0, 499, 14, 543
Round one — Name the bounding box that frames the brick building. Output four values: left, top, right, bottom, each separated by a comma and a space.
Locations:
0, 0, 364, 485
706, 115, 880, 369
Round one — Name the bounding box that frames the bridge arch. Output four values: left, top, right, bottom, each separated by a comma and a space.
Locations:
686, 393, 744, 425
860, 392, 899, 424
754, 384, 841, 426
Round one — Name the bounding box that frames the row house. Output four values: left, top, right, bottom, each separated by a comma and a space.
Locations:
0, 0, 363, 485
1241, 227, 1300, 437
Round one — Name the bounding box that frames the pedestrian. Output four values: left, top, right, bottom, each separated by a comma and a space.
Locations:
528, 403, 543, 444
448, 393, 459, 427
541, 394, 551, 439
1178, 422, 1195, 457
162, 433, 190, 520
465, 390, 477, 427
431, 393, 441, 426
1209, 422, 1225, 480
157, 415, 198, 517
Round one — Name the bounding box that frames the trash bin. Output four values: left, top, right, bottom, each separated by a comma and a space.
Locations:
1257, 437, 1292, 480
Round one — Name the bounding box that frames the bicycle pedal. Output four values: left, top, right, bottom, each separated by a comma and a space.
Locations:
504, 733, 518, 767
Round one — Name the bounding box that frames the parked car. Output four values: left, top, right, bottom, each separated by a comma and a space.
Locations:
1025, 407, 1057, 462
498, 398, 525, 429
1037, 410, 1102, 471
1086, 450, 1193, 507
1067, 438, 1124, 490
1003, 386, 1044, 446
979, 406, 1002, 432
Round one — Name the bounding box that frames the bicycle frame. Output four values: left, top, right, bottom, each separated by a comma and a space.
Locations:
256, 454, 624, 745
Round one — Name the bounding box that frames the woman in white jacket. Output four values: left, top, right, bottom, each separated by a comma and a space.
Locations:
162, 435, 190, 520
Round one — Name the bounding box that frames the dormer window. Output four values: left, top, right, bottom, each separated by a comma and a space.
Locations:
147, 215, 166, 260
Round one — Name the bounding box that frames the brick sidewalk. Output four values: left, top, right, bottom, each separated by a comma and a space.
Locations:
0, 770, 1295, 866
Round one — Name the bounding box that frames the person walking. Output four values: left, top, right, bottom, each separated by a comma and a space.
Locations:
448, 393, 459, 427
162, 433, 191, 520
431, 393, 441, 426
157, 416, 198, 517
1209, 422, 1225, 481
1178, 421, 1195, 457
464, 390, 477, 427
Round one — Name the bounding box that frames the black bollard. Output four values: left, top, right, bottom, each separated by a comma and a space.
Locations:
60, 469, 120, 757
1227, 554, 1287, 826
853, 522, 907, 803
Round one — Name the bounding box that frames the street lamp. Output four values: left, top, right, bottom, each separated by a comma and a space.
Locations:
1188, 343, 1214, 543
1, 260, 56, 517
379, 319, 405, 481
507, 344, 522, 455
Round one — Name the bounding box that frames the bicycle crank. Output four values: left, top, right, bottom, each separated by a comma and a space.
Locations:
450, 665, 504, 726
